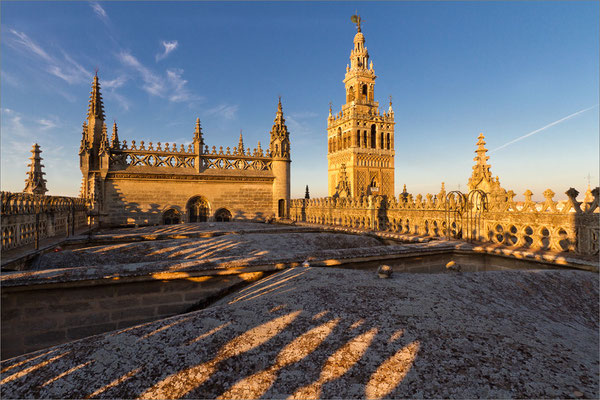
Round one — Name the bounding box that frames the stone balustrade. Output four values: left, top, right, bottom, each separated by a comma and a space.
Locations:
1, 192, 90, 252
291, 187, 599, 256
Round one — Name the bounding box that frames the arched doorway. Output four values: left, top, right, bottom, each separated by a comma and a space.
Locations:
187, 196, 209, 222
278, 199, 285, 218
162, 208, 181, 225
215, 208, 232, 222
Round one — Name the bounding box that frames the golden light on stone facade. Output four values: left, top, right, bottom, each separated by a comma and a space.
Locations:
327, 15, 395, 198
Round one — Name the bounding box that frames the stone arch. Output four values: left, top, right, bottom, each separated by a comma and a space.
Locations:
187, 196, 210, 222
370, 124, 376, 149
215, 208, 232, 222
162, 208, 181, 225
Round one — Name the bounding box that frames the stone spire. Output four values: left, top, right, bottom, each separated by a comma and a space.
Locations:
99, 122, 110, 154
194, 118, 203, 143
111, 121, 120, 149
238, 131, 245, 155
87, 72, 105, 121
305, 185, 310, 199
468, 133, 502, 193
270, 96, 290, 159
23, 143, 48, 195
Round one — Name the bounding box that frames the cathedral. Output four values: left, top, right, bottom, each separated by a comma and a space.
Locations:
79, 75, 291, 226
327, 15, 396, 198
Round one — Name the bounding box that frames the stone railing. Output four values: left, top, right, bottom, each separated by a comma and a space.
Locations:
1, 192, 90, 252
109, 141, 272, 172
291, 187, 599, 256
110, 140, 196, 169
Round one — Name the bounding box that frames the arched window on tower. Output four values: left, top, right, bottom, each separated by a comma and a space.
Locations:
362, 85, 368, 102
363, 131, 367, 148
356, 131, 360, 147
370, 125, 376, 149
380, 132, 384, 149
347, 87, 355, 103
387, 132, 391, 149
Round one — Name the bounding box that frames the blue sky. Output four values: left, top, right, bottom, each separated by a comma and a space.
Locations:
2, 1, 598, 200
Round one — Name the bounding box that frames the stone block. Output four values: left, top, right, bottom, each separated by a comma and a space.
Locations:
156, 304, 185, 316
99, 297, 141, 309
1, 307, 20, 321
110, 306, 156, 321
65, 312, 110, 327
23, 330, 66, 347
141, 293, 183, 305
53, 302, 92, 313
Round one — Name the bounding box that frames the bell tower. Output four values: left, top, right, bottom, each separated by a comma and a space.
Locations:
327, 15, 395, 197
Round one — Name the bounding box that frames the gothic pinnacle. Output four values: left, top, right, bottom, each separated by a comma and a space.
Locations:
238, 130, 244, 155
111, 121, 120, 148
23, 143, 48, 195
87, 74, 105, 121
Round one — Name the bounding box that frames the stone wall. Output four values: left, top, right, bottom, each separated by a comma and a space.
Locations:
102, 176, 275, 226
291, 186, 599, 256
1, 192, 89, 252
1, 271, 264, 360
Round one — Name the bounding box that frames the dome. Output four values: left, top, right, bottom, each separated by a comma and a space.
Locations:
353, 32, 365, 43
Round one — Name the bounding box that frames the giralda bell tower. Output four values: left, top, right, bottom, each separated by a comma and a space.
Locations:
327, 15, 395, 197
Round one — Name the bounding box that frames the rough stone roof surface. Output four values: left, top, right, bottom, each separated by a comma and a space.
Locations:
1, 267, 598, 399
1, 225, 462, 287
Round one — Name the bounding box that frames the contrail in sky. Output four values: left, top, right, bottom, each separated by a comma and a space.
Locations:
489, 104, 599, 153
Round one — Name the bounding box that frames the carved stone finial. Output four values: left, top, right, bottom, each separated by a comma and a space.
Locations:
238, 131, 244, 155
543, 189, 555, 200
111, 121, 120, 149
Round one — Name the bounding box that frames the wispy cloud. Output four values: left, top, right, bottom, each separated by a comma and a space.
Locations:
37, 116, 60, 130
101, 75, 131, 111
2, 108, 26, 137
286, 110, 319, 138
490, 104, 599, 153
90, 2, 108, 22
156, 40, 178, 62
118, 50, 198, 103
7, 29, 53, 62
103, 75, 128, 89
5, 29, 90, 84
207, 104, 239, 120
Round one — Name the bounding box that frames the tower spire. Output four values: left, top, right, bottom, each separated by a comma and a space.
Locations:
87, 73, 105, 121
270, 97, 290, 159
23, 143, 48, 195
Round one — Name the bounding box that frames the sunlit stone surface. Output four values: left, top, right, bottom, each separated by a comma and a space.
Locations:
1, 266, 597, 399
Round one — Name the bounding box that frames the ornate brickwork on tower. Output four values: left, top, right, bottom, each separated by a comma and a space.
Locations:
78, 74, 291, 226
327, 15, 395, 198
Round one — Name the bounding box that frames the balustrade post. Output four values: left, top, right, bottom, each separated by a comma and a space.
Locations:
35, 212, 40, 250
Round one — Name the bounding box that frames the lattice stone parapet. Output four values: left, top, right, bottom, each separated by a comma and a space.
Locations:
200, 154, 272, 171
290, 187, 599, 256
110, 149, 196, 169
